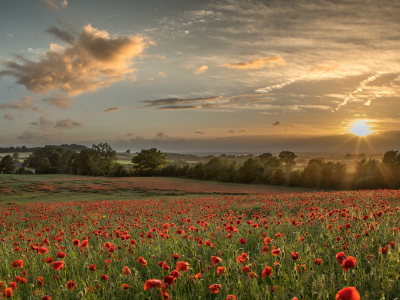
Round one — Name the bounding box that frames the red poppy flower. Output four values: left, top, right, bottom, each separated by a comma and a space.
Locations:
176, 261, 189, 272
314, 259, 323, 265
121, 284, 129, 290
1, 287, 13, 298
236, 253, 248, 263
11, 260, 23, 268
226, 296, 236, 300
57, 251, 66, 258
144, 279, 162, 291
271, 248, 281, 256
335, 287, 360, 300
89, 264, 96, 272
336, 252, 346, 264
51, 261, 65, 271
211, 256, 222, 265
163, 276, 175, 286
172, 253, 180, 260
239, 238, 247, 244
100, 274, 109, 281
241, 266, 251, 273
248, 272, 258, 279
138, 257, 147, 266
291, 252, 301, 260
217, 266, 226, 276
169, 270, 181, 279
81, 240, 89, 248
263, 237, 272, 244
42, 296, 52, 300
8, 282, 17, 290
36, 276, 44, 287
72, 239, 80, 247
209, 284, 222, 294
261, 266, 272, 278
122, 266, 131, 275
342, 256, 357, 271
65, 280, 77, 291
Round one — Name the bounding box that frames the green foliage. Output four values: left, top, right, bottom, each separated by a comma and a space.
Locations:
0, 155, 16, 174
278, 151, 298, 172
132, 148, 169, 174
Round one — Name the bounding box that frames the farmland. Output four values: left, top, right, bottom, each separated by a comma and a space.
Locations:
0, 175, 399, 299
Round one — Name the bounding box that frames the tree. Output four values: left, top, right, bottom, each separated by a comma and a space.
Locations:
264, 156, 281, 169
132, 148, 169, 173
89, 143, 117, 176
125, 149, 131, 154
258, 152, 272, 162
0, 155, 16, 174
12, 152, 20, 160
278, 151, 298, 172
357, 153, 366, 160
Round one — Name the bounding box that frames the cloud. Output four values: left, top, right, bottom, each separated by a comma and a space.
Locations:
222, 55, 286, 69
272, 121, 281, 126
83, 110, 89, 116
238, 130, 246, 133
0, 24, 151, 96
3, 114, 14, 121
45, 26, 75, 45
6, 33, 13, 38
61, 0, 68, 8
194, 130, 204, 134
101, 107, 122, 113
54, 119, 83, 130
43, 95, 73, 109
309, 63, 341, 74
141, 96, 222, 106
155, 132, 169, 139
41, 0, 60, 11
0, 96, 38, 111
159, 105, 202, 110
17, 129, 60, 143
192, 65, 208, 75
227, 130, 235, 133
158, 71, 166, 77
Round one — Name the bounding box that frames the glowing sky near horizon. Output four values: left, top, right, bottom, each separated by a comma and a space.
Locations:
1, 0, 400, 152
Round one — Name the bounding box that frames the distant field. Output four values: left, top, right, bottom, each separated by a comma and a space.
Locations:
0, 174, 321, 204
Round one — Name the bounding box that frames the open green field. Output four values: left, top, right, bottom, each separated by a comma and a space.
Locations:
0, 174, 318, 204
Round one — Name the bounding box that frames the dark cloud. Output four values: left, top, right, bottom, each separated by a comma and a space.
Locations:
0, 24, 151, 95
43, 95, 73, 109
3, 114, 14, 121
239, 130, 246, 133
101, 107, 122, 113
54, 119, 83, 129
45, 26, 75, 45
227, 130, 235, 133
155, 132, 169, 139
158, 105, 202, 110
140, 96, 222, 107
272, 121, 281, 126
194, 130, 204, 134
30, 113, 54, 130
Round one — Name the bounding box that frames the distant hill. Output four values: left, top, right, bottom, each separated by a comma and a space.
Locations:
0, 144, 87, 153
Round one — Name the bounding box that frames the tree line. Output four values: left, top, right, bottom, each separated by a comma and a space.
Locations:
1, 143, 400, 190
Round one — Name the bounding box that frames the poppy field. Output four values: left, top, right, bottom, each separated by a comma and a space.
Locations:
1, 190, 400, 299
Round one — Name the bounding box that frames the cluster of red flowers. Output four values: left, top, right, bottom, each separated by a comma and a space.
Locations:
0, 190, 399, 298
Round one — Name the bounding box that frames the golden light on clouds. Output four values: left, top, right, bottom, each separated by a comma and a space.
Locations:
350, 122, 372, 137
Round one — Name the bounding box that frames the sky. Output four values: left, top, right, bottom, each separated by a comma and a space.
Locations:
1, 0, 400, 153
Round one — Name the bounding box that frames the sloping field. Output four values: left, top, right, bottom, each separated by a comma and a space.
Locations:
0, 174, 319, 204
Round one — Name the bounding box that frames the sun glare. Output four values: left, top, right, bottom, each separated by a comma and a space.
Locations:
350, 122, 372, 137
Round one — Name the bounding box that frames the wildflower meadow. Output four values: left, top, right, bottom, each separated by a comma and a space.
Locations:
1, 190, 400, 299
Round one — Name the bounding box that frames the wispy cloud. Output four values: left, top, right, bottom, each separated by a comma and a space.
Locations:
140, 96, 222, 107
192, 65, 208, 75
3, 114, 14, 121
54, 119, 83, 130
222, 55, 286, 69
41, 0, 60, 11
101, 107, 122, 113
0, 97, 38, 111
43, 95, 73, 109
158, 71, 166, 77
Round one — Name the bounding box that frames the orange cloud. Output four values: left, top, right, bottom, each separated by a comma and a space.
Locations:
222, 55, 286, 69
3, 114, 14, 121
0, 24, 151, 96
193, 65, 208, 75
54, 119, 83, 130
0, 96, 38, 111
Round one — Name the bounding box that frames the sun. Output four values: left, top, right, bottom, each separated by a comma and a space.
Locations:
350, 122, 372, 137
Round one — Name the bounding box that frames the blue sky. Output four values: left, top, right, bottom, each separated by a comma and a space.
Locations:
1, 0, 400, 153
